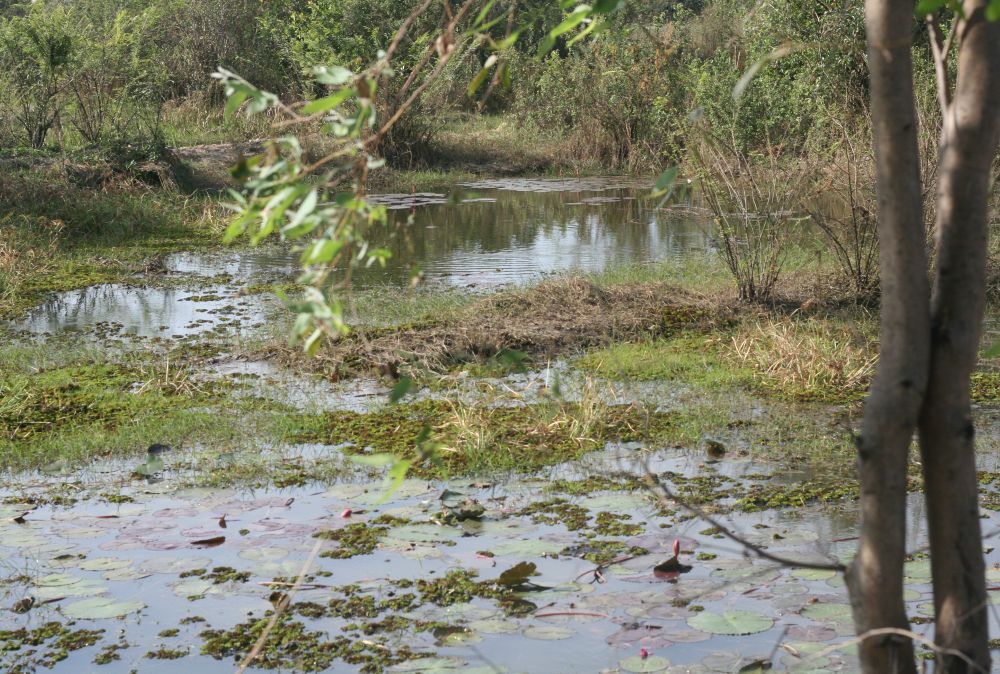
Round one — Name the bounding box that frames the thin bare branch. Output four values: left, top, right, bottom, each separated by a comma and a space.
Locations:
236, 538, 324, 673
803, 627, 987, 674
382, 0, 437, 64
927, 15, 954, 113
640, 461, 846, 573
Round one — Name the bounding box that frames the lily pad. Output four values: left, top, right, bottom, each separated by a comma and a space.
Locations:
606, 625, 673, 649
79, 557, 132, 572
381, 523, 461, 544
903, 560, 932, 581
701, 651, 743, 671
59, 526, 108, 539
467, 618, 519, 634
388, 656, 468, 672
522, 624, 575, 640
687, 609, 774, 636
410, 602, 498, 622
35, 579, 107, 599
462, 519, 536, 538
786, 624, 838, 642
801, 601, 852, 622
324, 480, 433, 505
139, 556, 212, 574
397, 544, 445, 560
172, 579, 216, 597
35, 573, 84, 587
585, 493, 650, 512
490, 539, 565, 557
239, 547, 288, 562
103, 568, 152, 582
791, 568, 837, 581
619, 655, 671, 672
434, 627, 482, 646
63, 596, 145, 619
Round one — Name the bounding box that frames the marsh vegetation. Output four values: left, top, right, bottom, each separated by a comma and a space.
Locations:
1, 0, 1000, 673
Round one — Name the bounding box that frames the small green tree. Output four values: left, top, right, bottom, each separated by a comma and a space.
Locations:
68, 5, 168, 145
0, 6, 74, 148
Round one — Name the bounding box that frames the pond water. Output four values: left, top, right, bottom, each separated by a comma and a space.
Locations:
6, 176, 1000, 673
17, 283, 275, 340
4, 441, 996, 674
12, 176, 711, 341
167, 177, 712, 289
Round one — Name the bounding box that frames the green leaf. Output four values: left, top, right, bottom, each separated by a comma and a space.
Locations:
286, 189, 318, 232
988, 0, 1000, 20
734, 44, 798, 101
474, 11, 510, 33
593, 0, 624, 11
303, 328, 324, 356
314, 65, 353, 85
655, 166, 679, 192
566, 17, 604, 47
351, 453, 397, 467
467, 55, 498, 98
537, 5, 593, 56
247, 89, 279, 115
474, 0, 497, 27
135, 456, 164, 476
389, 376, 416, 403
223, 215, 250, 244
550, 5, 592, 38
915, 0, 947, 15
224, 90, 249, 119
378, 459, 413, 503
301, 88, 354, 115
495, 30, 522, 50
303, 238, 343, 265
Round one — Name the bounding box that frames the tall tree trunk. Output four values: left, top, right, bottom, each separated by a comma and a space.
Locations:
918, 4, 1000, 671
848, 1, 929, 671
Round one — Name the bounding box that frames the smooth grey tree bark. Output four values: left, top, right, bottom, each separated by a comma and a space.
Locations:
848, 2, 929, 672
853, 0, 1000, 672
918, 3, 1000, 671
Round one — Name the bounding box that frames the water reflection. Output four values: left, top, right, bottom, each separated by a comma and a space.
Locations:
366, 182, 711, 287
19, 178, 712, 338
19, 284, 271, 338
166, 179, 713, 289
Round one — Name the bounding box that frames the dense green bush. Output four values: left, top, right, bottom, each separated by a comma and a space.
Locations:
0, 5, 74, 148
0, 0, 292, 151
515, 28, 687, 171
0, 0, 936, 175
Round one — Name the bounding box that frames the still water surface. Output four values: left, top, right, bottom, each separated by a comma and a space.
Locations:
16, 177, 712, 337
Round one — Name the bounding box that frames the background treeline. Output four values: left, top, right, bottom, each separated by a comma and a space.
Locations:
0, 0, 941, 168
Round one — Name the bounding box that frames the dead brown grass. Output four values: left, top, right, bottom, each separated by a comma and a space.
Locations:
271, 277, 726, 378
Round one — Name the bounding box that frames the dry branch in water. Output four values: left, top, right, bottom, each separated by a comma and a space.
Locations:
639, 460, 846, 573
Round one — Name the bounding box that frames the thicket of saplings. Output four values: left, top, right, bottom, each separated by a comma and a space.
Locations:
0, 0, 988, 305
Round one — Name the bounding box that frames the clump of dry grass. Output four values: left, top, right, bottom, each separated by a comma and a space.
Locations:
133, 357, 204, 396
0, 216, 62, 306
275, 276, 725, 379
439, 379, 613, 469
727, 316, 878, 401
